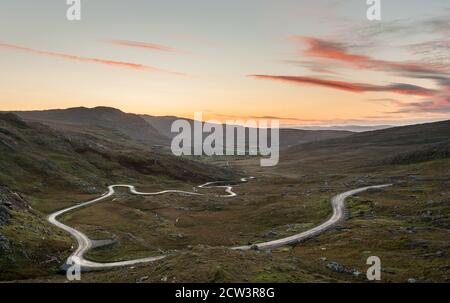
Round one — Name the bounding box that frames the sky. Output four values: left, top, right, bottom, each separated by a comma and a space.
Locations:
0, 0, 449, 126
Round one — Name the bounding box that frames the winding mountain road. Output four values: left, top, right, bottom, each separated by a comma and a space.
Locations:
47, 178, 391, 271
232, 184, 392, 251
47, 185, 201, 270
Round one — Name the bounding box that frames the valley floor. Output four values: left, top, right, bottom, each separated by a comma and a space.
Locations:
6, 156, 449, 283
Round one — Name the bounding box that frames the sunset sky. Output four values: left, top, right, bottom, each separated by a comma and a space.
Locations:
0, 0, 449, 126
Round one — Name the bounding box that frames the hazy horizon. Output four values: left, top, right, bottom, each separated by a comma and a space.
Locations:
4, 104, 449, 130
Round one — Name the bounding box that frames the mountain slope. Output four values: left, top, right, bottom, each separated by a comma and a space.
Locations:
0, 113, 238, 280
142, 114, 353, 150
13, 107, 169, 147
0, 113, 235, 197
0, 185, 72, 280
280, 119, 450, 172
9, 108, 353, 152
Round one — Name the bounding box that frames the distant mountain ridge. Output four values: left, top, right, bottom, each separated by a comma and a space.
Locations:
142, 114, 353, 150
12, 107, 447, 156
4, 107, 355, 151
12, 107, 169, 147
282, 119, 450, 171
291, 125, 394, 132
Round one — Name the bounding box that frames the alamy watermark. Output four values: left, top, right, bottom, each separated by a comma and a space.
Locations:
65, 1, 380, 22
170, 112, 279, 167
366, 0, 381, 21
66, 256, 81, 281
366, 256, 381, 281
66, 0, 81, 21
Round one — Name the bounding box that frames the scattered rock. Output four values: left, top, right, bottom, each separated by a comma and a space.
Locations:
266, 230, 278, 237
423, 210, 433, 217
326, 261, 360, 276
399, 226, 417, 234
0, 205, 11, 226
137, 276, 149, 283
0, 186, 30, 226
352, 271, 362, 277
405, 239, 429, 249
381, 268, 396, 274
0, 234, 10, 252
327, 262, 346, 273
407, 278, 416, 283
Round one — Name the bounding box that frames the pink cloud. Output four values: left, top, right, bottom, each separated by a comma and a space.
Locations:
0, 42, 185, 75
250, 75, 435, 97
294, 36, 449, 75
104, 39, 180, 53
252, 36, 450, 114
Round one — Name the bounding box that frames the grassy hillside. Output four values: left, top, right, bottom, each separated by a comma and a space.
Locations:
280, 120, 450, 173
0, 113, 237, 280
0, 186, 72, 281
13, 107, 169, 147
2, 115, 448, 283
220, 119, 449, 282
0, 113, 236, 207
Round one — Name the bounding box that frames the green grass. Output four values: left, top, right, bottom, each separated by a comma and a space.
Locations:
2, 114, 449, 282
0, 210, 72, 281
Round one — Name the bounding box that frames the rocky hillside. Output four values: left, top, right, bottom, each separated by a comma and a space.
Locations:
0, 185, 30, 226
0, 113, 236, 280
0, 113, 236, 197
0, 186, 72, 281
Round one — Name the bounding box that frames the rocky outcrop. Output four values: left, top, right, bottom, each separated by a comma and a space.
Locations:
0, 186, 31, 256
0, 186, 72, 281
0, 186, 30, 226
0, 234, 10, 251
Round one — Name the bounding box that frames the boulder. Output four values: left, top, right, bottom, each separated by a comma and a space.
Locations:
327, 261, 346, 273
